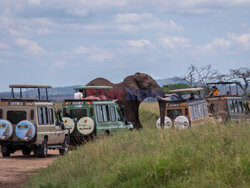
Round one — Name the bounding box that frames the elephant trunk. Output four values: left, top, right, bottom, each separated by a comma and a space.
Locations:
153, 88, 166, 128
158, 100, 166, 128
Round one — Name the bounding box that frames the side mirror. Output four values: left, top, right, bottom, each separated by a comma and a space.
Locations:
56, 109, 63, 125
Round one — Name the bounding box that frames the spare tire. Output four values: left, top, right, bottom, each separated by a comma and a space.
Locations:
174, 116, 190, 130
15, 121, 36, 141
0, 120, 13, 140
156, 116, 172, 130
77, 117, 95, 136
62, 117, 75, 134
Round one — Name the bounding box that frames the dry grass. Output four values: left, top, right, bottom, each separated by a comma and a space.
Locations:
139, 102, 159, 115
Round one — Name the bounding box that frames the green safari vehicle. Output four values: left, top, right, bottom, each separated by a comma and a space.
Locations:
62, 86, 133, 145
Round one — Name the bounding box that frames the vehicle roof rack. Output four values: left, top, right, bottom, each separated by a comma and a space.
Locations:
206, 82, 240, 96
64, 99, 115, 102
74, 86, 113, 90
168, 87, 203, 93
9, 85, 52, 89
8, 84, 52, 101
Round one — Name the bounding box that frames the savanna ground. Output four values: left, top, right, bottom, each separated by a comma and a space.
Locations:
23, 102, 250, 188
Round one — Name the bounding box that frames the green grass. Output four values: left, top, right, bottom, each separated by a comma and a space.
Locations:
27, 102, 250, 188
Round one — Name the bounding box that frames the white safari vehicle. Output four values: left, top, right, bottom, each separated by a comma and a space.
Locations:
156, 88, 209, 130
0, 85, 69, 158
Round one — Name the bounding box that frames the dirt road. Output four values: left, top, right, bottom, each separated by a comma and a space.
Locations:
0, 150, 60, 188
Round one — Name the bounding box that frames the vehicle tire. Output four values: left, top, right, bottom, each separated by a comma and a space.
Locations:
218, 111, 229, 124
39, 139, 48, 158
22, 148, 32, 156
1, 145, 11, 158
59, 136, 70, 155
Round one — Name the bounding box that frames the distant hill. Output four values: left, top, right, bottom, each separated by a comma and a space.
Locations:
156, 76, 188, 87
0, 85, 81, 102
1, 77, 248, 101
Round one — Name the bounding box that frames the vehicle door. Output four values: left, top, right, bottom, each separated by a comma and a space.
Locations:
37, 106, 56, 144
109, 105, 121, 132
49, 107, 64, 144
95, 105, 112, 133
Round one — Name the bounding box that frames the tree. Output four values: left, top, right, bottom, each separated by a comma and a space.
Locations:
182, 64, 197, 87
228, 67, 250, 98
182, 64, 220, 87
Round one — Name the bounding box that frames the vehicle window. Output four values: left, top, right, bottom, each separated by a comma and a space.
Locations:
37, 107, 49, 125
191, 106, 196, 120
192, 105, 199, 120
30, 110, 34, 120
102, 105, 110, 122
0, 109, 2, 119
116, 109, 123, 121
7, 111, 27, 124
70, 109, 87, 121
43, 107, 48, 125
37, 107, 43, 125
96, 105, 103, 122
238, 101, 244, 113
109, 106, 116, 122
167, 109, 182, 120
228, 100, 235, 114
232, 100, 238, 113
197, 105, 202, 118
202, 104, 207, 117
191, 105, 202, 120
48, 108, 54, 125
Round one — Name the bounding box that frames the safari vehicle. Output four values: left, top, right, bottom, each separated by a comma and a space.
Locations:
206, 82, 250, 122
62, 86, 133, 145
0, 85, 69, 158
156, 88, 209, 129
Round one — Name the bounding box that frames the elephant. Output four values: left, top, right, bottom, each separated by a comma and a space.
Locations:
86, 72, 166, 129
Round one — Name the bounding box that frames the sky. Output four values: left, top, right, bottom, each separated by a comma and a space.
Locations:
0, 0, 250, 91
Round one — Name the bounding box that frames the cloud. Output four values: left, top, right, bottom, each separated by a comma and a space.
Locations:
1, 0, 250, 19
178, 8, 219, 15
192, 38, 231, 57
70, 46, 114, 62
15, 38, 45, 55
66, 8, 88, 16
0, 42, 10, 50
127, 39, 151, 47
51, 61, 67, 70
228, 33, 250, 50
161, 36, 191, 49
28, 0, 41, 6
114, 13, 153, 24
113, 13, 182, 33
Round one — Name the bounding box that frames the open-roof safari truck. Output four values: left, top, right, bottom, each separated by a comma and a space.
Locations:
62, 86, 133, 145
156, 88, 209, 129
206, 82, 250, 123
0, 85, 69, 158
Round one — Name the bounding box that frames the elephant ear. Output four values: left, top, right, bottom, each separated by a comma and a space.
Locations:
123, 75, 140, 99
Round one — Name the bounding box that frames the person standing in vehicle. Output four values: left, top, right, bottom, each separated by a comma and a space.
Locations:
209, 86, 220, 97
189, 93, 195, 100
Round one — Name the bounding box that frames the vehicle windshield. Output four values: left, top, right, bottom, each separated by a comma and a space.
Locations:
7, 111, 27, 124
66, 109, 87, 121
167, 109, 182, 120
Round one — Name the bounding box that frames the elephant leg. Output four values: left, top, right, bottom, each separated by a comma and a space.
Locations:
124, 100, 142, 129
